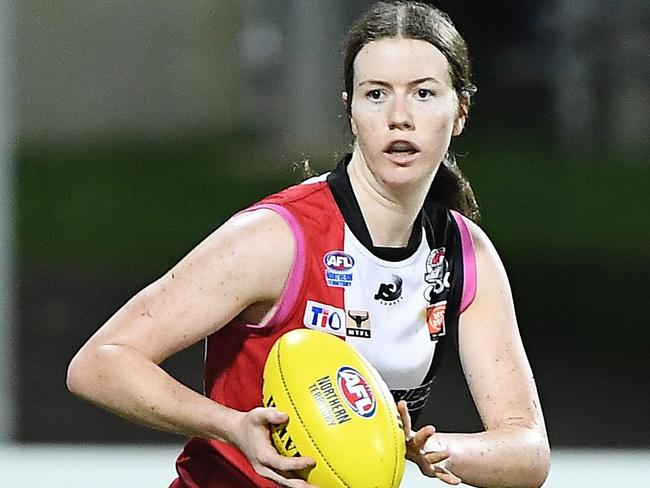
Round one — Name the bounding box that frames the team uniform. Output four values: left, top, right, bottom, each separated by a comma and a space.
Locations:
170, 155, 477, 488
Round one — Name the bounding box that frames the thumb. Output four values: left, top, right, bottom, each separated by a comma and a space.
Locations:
261, 407, 289, 425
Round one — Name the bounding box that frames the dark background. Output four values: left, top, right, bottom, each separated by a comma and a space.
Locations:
9, 1, 649, 449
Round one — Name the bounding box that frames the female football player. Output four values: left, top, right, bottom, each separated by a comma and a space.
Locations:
68, 2, 550, 487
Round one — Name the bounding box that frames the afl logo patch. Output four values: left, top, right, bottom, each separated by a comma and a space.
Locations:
324, 251, 355, 271
324, 251, 355, 287
337, 366, 376, 418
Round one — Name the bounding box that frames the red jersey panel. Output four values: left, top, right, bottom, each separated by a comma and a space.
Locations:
171, 159, 476, 487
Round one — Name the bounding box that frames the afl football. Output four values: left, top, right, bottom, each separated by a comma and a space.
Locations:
262, 328, 405, 488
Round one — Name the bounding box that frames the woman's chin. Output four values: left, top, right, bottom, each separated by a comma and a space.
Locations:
376, 164, 436, 191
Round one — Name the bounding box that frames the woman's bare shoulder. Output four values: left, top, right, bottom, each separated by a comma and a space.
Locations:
77, 207, 297, 363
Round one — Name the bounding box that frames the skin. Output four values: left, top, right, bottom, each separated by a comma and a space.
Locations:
67, 37, 550, 488
344, 37, 465, 248
345, 38, 550, 487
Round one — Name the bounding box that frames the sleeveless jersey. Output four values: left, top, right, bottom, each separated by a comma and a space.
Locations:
171, 157, 477, 488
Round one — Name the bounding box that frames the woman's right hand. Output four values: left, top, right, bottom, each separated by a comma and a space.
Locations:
231, 407, 318, 488
397, 401, 462, 485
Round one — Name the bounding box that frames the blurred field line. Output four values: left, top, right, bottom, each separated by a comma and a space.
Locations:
0, 445, 648, 487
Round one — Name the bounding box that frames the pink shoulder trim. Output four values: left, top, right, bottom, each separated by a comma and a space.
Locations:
450, 210, 477, 314
237, 204, 305, 329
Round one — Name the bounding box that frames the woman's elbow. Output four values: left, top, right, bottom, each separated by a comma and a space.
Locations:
527, 433, 551, 487
66, 348, 96, 399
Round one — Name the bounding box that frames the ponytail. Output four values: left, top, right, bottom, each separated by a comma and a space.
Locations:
429, 153, 480, 222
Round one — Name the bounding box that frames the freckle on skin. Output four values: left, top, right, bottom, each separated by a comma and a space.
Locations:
140, 304, 153, 318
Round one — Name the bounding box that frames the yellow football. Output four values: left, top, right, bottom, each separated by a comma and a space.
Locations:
262, 328, 406, 488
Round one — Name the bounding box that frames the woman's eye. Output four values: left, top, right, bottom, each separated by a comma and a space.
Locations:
366, 89, 384, 101
416, 88, 435, 99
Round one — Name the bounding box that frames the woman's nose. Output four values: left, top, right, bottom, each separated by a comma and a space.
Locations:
388, 95, 414, 130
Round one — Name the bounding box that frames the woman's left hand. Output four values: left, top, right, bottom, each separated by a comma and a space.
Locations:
397, 401, 462, 485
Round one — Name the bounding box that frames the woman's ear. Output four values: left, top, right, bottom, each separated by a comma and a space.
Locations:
453, 115, 466, 136
453, 100, 469, 136
342, 91, 357, 136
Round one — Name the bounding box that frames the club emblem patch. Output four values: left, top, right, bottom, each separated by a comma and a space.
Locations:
424, 248, 450, 300
426, 300, 447, 341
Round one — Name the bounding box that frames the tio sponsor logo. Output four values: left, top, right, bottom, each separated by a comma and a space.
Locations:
336, 366, 376, 418
303, 300, 345, 336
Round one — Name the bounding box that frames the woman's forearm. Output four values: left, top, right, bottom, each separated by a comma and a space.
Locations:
67, 343, 242, 442
433, 425, 550, 488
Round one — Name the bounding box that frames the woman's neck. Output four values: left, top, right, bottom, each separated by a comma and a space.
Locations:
347, 149, 432, 248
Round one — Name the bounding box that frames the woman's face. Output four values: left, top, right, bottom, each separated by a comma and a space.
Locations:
347, 37, 465, 190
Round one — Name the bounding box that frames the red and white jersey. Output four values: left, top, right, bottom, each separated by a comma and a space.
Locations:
171, 157, 477, 488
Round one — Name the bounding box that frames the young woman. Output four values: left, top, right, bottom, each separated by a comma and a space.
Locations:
67, 2, 550, 487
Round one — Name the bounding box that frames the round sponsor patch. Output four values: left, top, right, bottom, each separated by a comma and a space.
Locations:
336, 366, 376, 418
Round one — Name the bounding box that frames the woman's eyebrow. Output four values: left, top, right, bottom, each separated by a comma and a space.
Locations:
408, 76, 442, 86
358, 76, 442, 88
358, 79, 391, 88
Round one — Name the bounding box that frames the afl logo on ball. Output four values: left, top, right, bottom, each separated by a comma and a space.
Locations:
337, 366, 376, 418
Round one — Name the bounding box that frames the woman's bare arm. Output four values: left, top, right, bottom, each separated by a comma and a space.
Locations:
402, 219, 550, 488
66, 209, 316, 486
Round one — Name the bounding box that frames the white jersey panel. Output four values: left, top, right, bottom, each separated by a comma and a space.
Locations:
342, 225, 437, 390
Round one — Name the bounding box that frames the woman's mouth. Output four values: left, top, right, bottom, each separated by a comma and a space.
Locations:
383, 140, 420, 165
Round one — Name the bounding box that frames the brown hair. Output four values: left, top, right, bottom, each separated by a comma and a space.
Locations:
343, 1, 480, 221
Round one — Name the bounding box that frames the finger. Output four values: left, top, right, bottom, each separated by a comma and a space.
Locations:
273, 455, 317, 473
423, 449, 450, 466
411, 425, 436, 450
415, 458, 437, 478
433, 465, 462, 485
258, 407, 289, 425
396, 401, 412, 438
415, 459, 462, 485
255, 465, 317, 488
258, 448, 316, 473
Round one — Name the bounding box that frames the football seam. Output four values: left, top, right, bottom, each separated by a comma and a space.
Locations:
359, 355, 402, 488
276, 338, 350, 488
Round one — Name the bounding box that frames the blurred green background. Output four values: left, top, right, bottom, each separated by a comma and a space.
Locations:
4, 0, 649, 449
